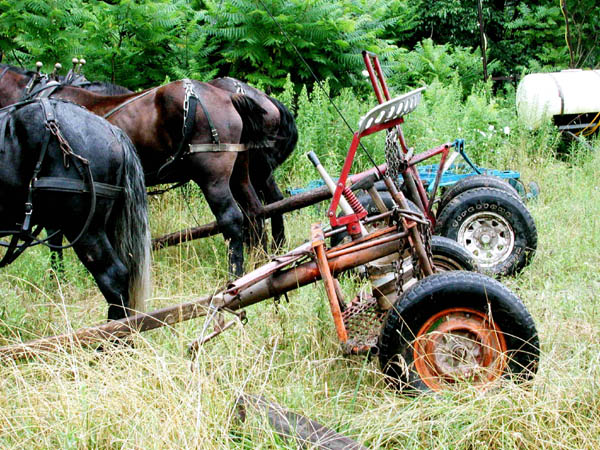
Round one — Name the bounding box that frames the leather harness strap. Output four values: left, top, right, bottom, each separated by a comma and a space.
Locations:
188, 143, 246, 153
102, 88, 158, 119
22, 80, 60, 101
33, 177, 123, 198
155, 78, 222, 180
184, 79, 220, 145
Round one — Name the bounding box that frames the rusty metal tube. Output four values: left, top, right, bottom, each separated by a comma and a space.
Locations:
383, 176, 434, 276
228, 236, 400, 310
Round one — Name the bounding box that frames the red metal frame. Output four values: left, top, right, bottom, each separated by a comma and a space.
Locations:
362, 51, 459, 227
325, 50, 463, 234
327, 118, 404, 233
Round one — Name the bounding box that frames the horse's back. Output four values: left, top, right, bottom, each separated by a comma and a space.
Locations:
33, 100, 127, 184
3, 100, 131, 227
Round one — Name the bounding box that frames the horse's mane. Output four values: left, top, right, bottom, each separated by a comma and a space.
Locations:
0, 63, 35, 78
80, 81, 132, 95
0, 63, 132, 95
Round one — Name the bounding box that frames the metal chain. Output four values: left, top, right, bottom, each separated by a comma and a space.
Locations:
182, 79, 195, 138
45, 121, 89, 168
386, 130, 434, 282
384, 128, 405, 190
410, 234, 422, 281
423, 221, 434, 272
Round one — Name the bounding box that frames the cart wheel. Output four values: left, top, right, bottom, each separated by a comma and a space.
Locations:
437, 175, 520, 214
431, 236, 479, 272
435, 187, 537, 276
378, 271, 539, 392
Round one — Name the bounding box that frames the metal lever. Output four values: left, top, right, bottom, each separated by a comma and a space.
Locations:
307, 151, 367, 235
76, 58, 86, 74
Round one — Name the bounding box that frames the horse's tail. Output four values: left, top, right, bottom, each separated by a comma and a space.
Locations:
112, 128, 152, 313
269, 96, 298, 167
231, 93, 268, 148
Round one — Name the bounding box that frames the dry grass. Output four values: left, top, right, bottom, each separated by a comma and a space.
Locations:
0, 138, 599, 449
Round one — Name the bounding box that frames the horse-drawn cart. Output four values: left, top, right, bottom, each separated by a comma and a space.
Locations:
155, 51, 538, 278
0, 80, 540, 393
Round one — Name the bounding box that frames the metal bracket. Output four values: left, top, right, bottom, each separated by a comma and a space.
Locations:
311, 223, 348, 343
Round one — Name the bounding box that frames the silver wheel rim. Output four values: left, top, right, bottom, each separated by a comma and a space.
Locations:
457, 211, 515, 268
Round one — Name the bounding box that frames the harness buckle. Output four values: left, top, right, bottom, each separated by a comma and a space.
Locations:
21, 202, 33, 232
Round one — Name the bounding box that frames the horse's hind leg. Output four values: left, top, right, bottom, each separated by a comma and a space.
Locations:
190, 155, 245, 277
70, 229, 131, 320
231, 150, 265, 249
249, 149, 285, 247
254, 171, 286, 248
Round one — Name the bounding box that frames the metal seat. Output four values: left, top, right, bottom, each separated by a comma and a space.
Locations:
358, 87, 425, 134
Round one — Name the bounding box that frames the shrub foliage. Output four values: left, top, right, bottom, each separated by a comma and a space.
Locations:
1, 0, 597, 90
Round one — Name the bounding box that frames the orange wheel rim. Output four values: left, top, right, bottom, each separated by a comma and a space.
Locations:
413, 307, 507, 391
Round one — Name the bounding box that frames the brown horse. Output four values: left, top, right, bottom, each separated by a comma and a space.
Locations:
61, 74, 298, 247
208, 78, 298, 247
0, 65, 267, 276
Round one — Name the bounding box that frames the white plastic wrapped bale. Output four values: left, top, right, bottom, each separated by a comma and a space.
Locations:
516, 70, 600, 132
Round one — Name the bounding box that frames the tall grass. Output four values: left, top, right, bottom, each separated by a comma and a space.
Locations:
1, 84, 599, 448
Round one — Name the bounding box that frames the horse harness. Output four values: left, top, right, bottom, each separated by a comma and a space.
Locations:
0, 98, 124, 267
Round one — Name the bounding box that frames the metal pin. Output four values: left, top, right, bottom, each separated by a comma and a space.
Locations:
76, 58, 86, 74
51, 63, 62, 80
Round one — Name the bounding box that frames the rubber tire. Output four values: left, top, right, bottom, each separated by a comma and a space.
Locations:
434, 187, 537, 277
437, 175, 521, 215
378, 271, 539, 392
431, 235, 479, 272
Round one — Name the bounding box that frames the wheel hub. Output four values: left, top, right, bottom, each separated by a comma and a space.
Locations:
413, 308, 507, 390
457, 211, 515, 267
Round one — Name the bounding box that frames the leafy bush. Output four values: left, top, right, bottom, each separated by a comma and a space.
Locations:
387, 39, 499, 96
198, 0, 400, 91
0, 0, 214, 89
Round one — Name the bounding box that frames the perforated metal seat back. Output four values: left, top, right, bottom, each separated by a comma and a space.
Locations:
357, 87, 425, 134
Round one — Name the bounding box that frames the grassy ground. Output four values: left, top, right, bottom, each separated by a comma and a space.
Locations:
1, 119, 599, 447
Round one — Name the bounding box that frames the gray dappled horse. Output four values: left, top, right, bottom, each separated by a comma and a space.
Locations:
0, 98, 151, 320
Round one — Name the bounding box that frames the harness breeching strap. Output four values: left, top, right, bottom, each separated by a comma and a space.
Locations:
155, 78, 220, 181
38, 98, 99, 250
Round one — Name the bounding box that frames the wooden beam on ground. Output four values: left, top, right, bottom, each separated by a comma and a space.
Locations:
152, 164, 387, 250
152, 185, 332, 250
0, 293, 217, 361
235, 393, 368, 450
